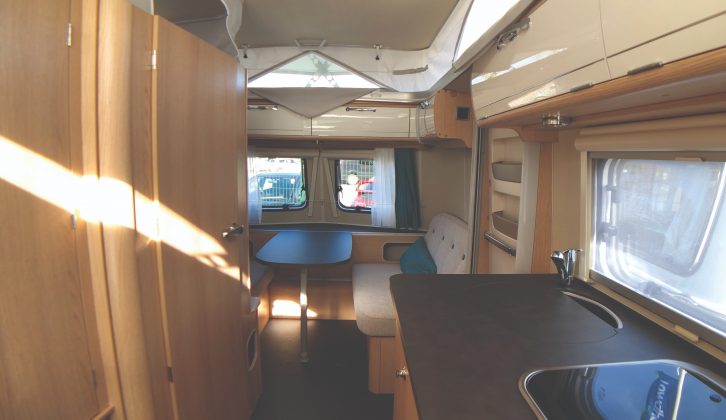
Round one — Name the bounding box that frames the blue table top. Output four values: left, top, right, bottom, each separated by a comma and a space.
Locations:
255, 231, 352, 266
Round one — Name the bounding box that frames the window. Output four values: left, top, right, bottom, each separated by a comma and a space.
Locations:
248, 157, 307, 210
248, 52, 379, 89
455, 0, 520, 62
592, 158, 726, 343
335, 159, 374, 212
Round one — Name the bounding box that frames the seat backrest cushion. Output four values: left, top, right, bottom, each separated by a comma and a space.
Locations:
424, 213, 469, 274
399, 237, 437, 274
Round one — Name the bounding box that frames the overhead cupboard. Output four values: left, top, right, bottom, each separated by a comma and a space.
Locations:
248, 104, 412, 137
415, 89, 474, 147
247, 106, 312, 136
471, 0, 726, 119
601, 0, 726, 77
248, 90, 474, 146
313, 106, 411, 137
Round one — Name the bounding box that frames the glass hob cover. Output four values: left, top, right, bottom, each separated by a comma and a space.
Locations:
524, 361, 725, 419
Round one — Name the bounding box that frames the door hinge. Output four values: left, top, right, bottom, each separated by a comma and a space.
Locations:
70, 213, 77, 230
167, 366, 174, 382
67, 23, 72, 47
91, 369, 98, 388
150, 49, 158, 70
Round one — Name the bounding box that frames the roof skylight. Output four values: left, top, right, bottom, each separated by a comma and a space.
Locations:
455, 0, 520, 62
249, 52, 379, 89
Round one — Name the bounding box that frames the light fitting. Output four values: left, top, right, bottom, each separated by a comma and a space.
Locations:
541, 112, 572, 128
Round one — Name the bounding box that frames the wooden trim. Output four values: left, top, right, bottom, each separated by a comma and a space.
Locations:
129, 7, 176, 420
530, 142, 553, 273
71, 0, 126, 416
475, 137, 491, 274
149, 16, 179, 420
69, 0, 104, 406
479, 47, 726, 128
351, 234, 420, 263
569, 91, 726, 128
513, 126, 560, 143
433, 89, 475, 148
257, 285, 271, 333
96, 1, 157, 417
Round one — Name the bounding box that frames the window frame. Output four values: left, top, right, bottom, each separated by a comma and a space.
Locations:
586, 152, 726, 351
334, 159, 374, 214
253, 157, 309, 212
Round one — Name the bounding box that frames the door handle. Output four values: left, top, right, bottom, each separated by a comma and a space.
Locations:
221, 223, 245, 240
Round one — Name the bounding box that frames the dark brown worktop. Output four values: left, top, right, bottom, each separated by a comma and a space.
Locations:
390, 274, 726, 420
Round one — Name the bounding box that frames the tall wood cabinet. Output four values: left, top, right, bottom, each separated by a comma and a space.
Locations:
142, 15, 254, 420
0, 0, 102, 418
1, 0, 255, 418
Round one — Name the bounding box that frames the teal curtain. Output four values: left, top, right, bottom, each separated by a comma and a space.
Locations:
394, 149, 421, 229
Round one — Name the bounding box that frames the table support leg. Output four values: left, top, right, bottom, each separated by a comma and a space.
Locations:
299, 267, 309, 363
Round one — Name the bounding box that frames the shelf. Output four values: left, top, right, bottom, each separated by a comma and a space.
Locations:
492, 161, 522, 183
492, 211, 518, 240
492, 179, 521, 197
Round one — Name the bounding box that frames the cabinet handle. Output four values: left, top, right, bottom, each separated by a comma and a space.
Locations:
345, 107, 376, 112
248, 105, 278, 111
395, 367, 409, 380
221, 223, 245, 240
627, 61, 664, 76
495, 17, 530, 50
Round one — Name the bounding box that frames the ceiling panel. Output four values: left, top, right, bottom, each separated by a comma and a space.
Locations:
236, 0, 460, 50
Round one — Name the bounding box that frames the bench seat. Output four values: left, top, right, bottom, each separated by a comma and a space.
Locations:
351, 213, 469, 394
352, 263, 401, 337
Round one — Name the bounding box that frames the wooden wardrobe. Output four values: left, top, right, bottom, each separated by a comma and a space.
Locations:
1, 0, 257, 418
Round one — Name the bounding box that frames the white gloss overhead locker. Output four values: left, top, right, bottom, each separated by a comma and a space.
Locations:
471, 0, 607, 119
311, 106, 411, 137
601, 0, 726, 77
478, 60, 611, 119
248, 106, 312, 136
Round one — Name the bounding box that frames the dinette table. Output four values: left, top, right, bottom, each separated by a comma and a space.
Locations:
256, 230, 352, 363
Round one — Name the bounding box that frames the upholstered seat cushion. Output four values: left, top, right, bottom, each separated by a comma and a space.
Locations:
352, 213, 469, 337
352, 263, 402, 337
424, 213, 469, 275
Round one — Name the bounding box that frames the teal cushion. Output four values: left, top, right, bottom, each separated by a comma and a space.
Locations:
400, 238, 437, 274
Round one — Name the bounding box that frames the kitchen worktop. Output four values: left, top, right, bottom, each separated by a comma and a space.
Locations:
389, 274, 726, 420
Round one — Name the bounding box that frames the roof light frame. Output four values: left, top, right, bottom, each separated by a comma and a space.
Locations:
248, 51, 383, 89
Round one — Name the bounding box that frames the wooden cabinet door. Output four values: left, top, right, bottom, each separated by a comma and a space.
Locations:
153, 16, 251, 420
0, 0, 100, 418
393, 326, 419, 420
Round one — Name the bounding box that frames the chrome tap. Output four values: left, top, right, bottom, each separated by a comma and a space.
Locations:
551, 249, 582, 287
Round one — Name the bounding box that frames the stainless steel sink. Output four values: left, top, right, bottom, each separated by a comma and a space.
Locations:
520, 360, 726, 419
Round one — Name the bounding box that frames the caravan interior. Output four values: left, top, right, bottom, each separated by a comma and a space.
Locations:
2, 0, 726, 419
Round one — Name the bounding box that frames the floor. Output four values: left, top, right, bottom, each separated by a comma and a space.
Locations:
251, 319, 393, 420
